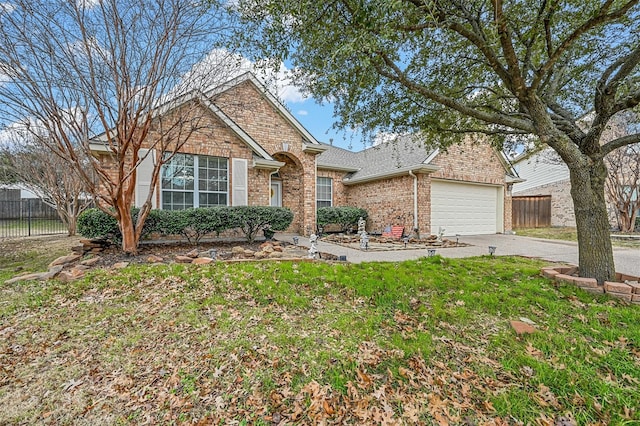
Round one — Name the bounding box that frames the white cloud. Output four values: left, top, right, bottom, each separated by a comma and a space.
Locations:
173, 49, 309, 104
0, 107, 87, 150
257, 65, 308, 103
0, 120, 34, 149
297, 110, 308, 116
372, 131, 399, 147
0, 2, 15, 13
77, 0, 100, 9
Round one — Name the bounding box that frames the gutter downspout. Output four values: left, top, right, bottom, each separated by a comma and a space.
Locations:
408, 170, 418, 231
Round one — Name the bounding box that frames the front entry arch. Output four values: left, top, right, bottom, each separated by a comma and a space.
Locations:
272, 152, 305, 233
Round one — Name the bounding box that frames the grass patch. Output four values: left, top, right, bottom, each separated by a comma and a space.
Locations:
0, 235, 80, 283
515, 226, 579, 241
517, 226, 640, 248
1, 244, 639, 424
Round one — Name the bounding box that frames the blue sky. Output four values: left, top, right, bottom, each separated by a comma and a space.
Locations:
284, 98, 363, 151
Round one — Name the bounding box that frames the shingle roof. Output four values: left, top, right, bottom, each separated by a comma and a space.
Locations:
317, 135, 437, 181
316, 144, 362, 171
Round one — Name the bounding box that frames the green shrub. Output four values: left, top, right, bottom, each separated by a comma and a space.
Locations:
230, 206, 294, 242
317, 206, 368, 232
78, 208, 162, 243
181, 208, 237, 244
153, 209, 190, 237
78, 206, 294, 244
77, 208, 120, 241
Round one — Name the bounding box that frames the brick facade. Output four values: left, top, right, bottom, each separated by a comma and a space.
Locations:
320, 139, 512, 236
316, 169, 349, 207
430, 140, 506, 186
96, 78, 324, 234
97, 75, 512, 238
214, 82, 321, 234
346, 175, 415, 234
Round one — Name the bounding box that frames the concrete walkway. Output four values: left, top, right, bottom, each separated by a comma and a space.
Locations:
275, 233, 640, 277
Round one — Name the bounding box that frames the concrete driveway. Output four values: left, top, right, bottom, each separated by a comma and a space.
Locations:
460, 234, 640, 277
278, 233, 640, 277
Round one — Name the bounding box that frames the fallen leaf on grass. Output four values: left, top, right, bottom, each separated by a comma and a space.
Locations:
428, 393, 451, 426
398, 366, 414, 380
323, 400, 335, 415
534, 384, 561, 409
483, 400, 496, 412
520, 366, 535, 377
555, 413, 577, 426
357, 369, 373, 388
526, 342, 544, 358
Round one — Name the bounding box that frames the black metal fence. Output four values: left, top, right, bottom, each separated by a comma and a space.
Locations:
0, 199, 67, 238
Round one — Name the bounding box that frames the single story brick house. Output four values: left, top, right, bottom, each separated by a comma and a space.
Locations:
318, 136, 520, 236
92, 72, 519, 237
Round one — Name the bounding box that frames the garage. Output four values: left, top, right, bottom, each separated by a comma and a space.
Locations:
431, 180, 503, 236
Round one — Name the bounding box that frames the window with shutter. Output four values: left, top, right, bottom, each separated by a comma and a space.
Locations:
160, 153, 228, 209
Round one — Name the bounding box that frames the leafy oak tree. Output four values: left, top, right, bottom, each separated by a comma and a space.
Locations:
231, 0, 640, 282
0, 0, 236, 254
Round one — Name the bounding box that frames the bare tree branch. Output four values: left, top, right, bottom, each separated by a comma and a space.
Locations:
0, 0, 237, 253
601, 133, 640, 156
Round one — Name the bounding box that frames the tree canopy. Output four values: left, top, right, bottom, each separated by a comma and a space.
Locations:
232, 0, 640, 282
234, 0, 640, 149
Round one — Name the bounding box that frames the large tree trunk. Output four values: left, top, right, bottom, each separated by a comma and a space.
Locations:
569, 159, 615, 283
67, 215, 77, 236
117, 203, 139, 255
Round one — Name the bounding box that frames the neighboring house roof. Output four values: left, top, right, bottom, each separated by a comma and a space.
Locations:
318, 135, 520, 185
0, 183, 39, 199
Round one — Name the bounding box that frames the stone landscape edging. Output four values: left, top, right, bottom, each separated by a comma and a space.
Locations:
4, 240, 326, 285
541, 266, 640, 304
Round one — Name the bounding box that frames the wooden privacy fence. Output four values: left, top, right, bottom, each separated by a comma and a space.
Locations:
512, 195, 551, 229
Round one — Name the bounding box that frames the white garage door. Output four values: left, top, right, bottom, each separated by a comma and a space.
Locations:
431, 180, 502, 236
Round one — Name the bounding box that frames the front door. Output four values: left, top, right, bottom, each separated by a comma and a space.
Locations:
270, 181, 282, 207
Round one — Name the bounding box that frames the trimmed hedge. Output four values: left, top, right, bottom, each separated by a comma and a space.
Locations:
77, 208, 166, 243
230, 206, 294, 242
77, 206, 294, 244
77, 208, 121, 241
317, 206, 368, 232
